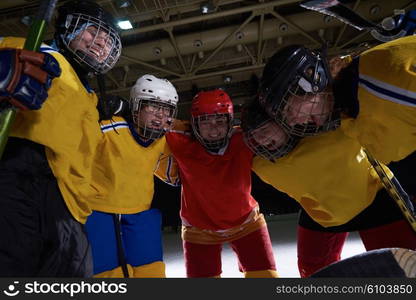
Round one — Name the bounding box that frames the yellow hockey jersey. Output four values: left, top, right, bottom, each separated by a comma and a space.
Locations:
252, 126, 386, 227
89, 116, 177, 213
342, 35, 416, 164
1, 37, 102, 224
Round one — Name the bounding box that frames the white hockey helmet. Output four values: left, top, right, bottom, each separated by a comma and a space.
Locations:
130, 75, 179, 139
130, 74, 178, 108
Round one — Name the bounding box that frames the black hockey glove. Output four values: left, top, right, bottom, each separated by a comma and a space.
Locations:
97, 94, 130, 121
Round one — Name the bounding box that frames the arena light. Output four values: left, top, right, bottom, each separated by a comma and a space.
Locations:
117, 19, 133, 30
21, 15, 33, 26
116, 0, 132, 8
200, 1, 215, 14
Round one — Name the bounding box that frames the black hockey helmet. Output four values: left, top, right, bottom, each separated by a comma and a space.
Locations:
258, 45, 339, 137
54, 0, 122, 74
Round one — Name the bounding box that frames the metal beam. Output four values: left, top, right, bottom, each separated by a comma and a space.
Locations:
121, 0, 301, 36
269, 10, 321, 46
107, 63, 264, 94
338, 30, 370, 49
166, 28, 187, 73
174, 63, 264, 83
106, 73, 121, 88
192, 13, 255, 74
121, 55, 181, 77
244, 44, 256, 64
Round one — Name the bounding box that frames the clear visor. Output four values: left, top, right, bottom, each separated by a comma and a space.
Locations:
62, 13, 121, 74
132, 99, 177, 140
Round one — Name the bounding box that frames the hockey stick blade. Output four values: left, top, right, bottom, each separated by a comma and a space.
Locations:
300, 0, 382, 31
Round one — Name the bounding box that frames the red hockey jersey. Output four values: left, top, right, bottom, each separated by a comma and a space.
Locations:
166, 130, 258, 231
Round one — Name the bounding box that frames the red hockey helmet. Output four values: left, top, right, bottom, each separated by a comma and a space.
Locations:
191, 89, 233, 118
190, 89, 234, 151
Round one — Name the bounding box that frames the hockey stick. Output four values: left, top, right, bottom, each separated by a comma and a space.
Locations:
300, 0, 381, 31
299, 0, 411, 42
0, 0, 59, 158
363, 149, 416, 233
113, 214, 130, 278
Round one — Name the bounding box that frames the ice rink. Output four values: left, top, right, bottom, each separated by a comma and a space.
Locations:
163, 213, 366, 278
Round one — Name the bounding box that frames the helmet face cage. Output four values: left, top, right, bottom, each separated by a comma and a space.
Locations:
132, 98, 177, 140
261, 48, 340, 137
192, 113, 232, 151
243, 119, 299, 161
276, 80, 341, 136
61, 13, 121, 74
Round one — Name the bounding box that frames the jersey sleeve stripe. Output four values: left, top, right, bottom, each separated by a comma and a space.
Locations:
359, 74, 416, 107
100, 122, 129, 133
